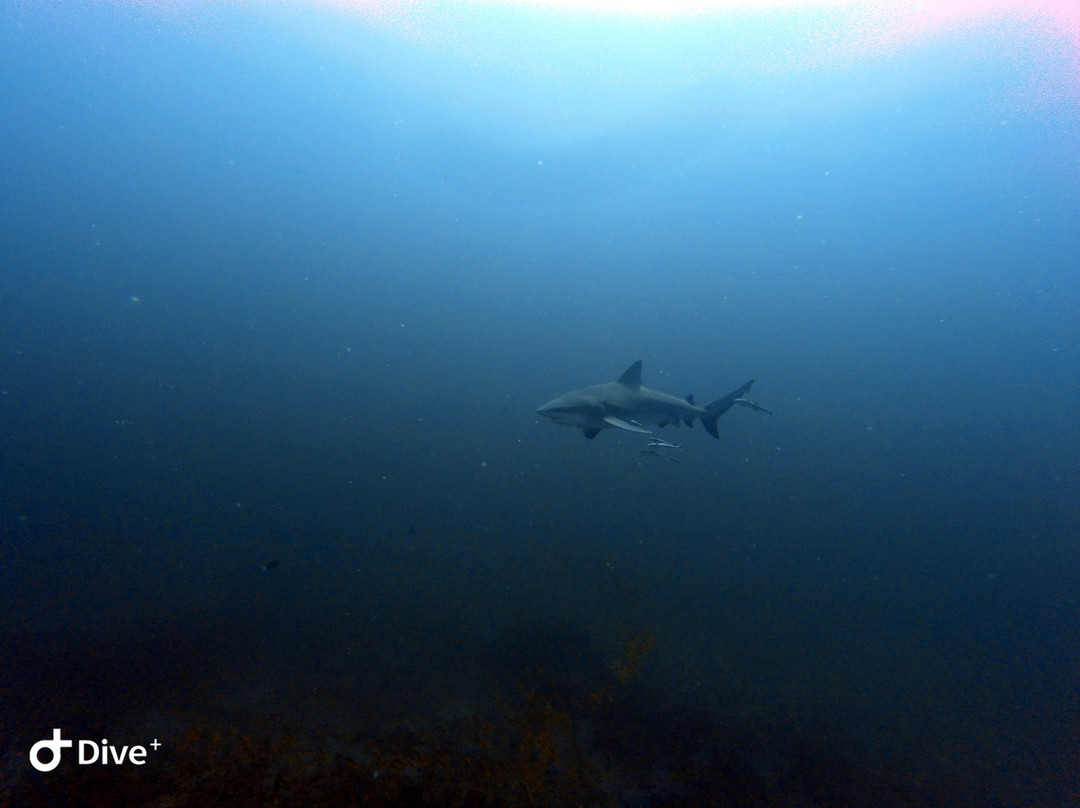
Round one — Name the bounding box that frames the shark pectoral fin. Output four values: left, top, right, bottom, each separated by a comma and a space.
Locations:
603, 416, 653, 434
583, 428, 601, 439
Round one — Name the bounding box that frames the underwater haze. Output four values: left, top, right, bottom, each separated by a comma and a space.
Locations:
1, 2, 1078, 805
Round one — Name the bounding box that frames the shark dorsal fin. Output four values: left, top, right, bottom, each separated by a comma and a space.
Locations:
617, 360, 643, 387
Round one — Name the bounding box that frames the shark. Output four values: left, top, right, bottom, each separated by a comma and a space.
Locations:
536, 360, 756, 440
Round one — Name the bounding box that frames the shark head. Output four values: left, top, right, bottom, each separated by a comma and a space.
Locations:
536, 393, 596, 428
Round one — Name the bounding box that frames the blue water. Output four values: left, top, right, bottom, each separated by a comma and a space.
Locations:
2, 3, 1078, 805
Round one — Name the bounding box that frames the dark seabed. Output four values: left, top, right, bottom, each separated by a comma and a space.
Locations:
1, 2, 1078, 806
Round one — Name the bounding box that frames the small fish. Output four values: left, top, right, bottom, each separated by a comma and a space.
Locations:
640, 448, 682, 464
259, 560, 280, 573
734, 398, 773, 416
647, 438, 681, 449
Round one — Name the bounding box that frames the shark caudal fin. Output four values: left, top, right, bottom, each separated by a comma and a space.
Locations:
701, 379, 755, 438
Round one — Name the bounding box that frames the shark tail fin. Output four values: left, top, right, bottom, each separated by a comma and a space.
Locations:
701, 379, 755, 438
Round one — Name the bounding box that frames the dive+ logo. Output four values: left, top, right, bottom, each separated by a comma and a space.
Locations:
29, 729, 161, 772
